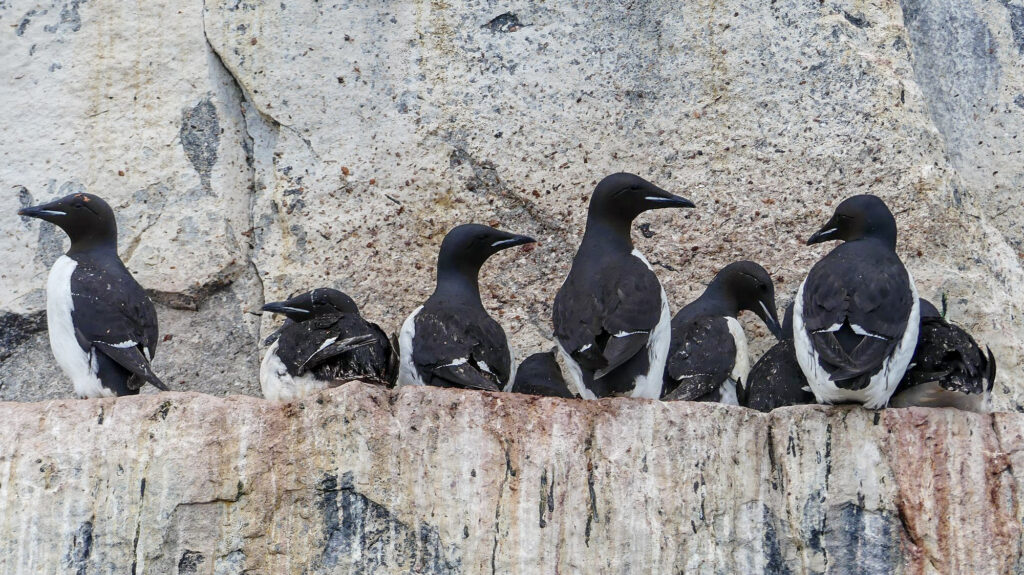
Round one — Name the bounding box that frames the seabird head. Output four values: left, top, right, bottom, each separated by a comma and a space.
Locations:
587, 172, 694, 228
436, 223, 535, 280
806, 194, 897, 249
708, 261, 783, 339
18, 193, 118, 250
262, 288, 359, 322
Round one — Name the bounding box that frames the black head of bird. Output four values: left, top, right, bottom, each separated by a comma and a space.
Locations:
18, 193, 118, 251
806, 194, 897, 250
435, 223, 535, 282
709, 261, 783, 339
586, 173, 695, 235
262, 288, 359, 323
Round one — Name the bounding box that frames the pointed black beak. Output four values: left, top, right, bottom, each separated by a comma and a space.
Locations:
756, 300, 783, 339
261, 301, 309, 316
807, 216, 840, 245
18, 200, 66, 222
489, 233, 536, 251
643, 186, 696, 209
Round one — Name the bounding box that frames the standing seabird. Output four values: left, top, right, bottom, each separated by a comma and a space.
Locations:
397, 224, 535, 391
741, 304, 816, 412
552, 173, 695, 399
18, 193, 168, 397
889, 298, 995, 412
510, 349, 576, 398
662, 261, 783, 404
794, 194, 919, 409
259, 288, 396, 401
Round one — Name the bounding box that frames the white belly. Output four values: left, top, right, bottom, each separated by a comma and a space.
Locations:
793, 275, 920, 409
259, 340, 327, 402
46, 256, 111, 399
718, 317, 750, 406
396, 306, 426, 387
628, 250, 671, 399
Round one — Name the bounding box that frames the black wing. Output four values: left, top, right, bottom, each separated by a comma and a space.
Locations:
742, 340, 814, 412
412, 303, 510, 391
899, 315, 993, 395
308, 317, 396, 386
662, 314, 736, 401
553, 256, 662, 377
801, 242, 912, 388
70, 256, 164, 391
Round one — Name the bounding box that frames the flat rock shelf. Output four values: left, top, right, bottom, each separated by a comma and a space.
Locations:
0, 384, 1021, 574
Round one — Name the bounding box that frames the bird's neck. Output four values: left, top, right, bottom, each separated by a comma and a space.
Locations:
581, 213, 634, 253
433, 266, 484, 308
67, 236, 118, 258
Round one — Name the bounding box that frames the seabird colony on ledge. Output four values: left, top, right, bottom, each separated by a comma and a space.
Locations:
17, 174, 996, 412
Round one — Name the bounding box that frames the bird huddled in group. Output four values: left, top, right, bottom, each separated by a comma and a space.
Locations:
18, 193, 168, 398
552, 173, 695, 399
740, 304, 815, 412
397, 223, 535, 391
259, 288, 396, 402
662, 261, 782, 404
793, 195, 920, 409
17, 182, 996, 414
889, 297, 995, 413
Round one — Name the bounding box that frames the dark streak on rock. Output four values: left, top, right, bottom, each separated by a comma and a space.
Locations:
1002, 1, 1024, 54
843, 11, 870, 28
584, 435, 599, 547
180, 98, 220, 192
177, 550, 205, 574
1014, 94, 1024, 109
638, 222, 655, 238
0, 310, 46, 363
482, 12, 524, 33
63, 518, 93, 575
824, 502, 902, 574
317, 472, 459, 573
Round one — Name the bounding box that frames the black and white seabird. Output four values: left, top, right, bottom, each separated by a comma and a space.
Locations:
397, 224, 535, 391
510, 349, 575, 398
552, 173, 695, 399
18, 193, 168, 398
794, 194, 919, 409
259, 288, 397, 401
662, 261, 783, 404
741, 304, 816, 412
889, 298, 995, 412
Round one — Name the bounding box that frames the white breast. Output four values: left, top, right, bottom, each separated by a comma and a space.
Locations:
46, 256, 111, 399
718, 316, 750, 406
396, 306, 426, 387
259, 340, 327, 402
629, 249, 671, 399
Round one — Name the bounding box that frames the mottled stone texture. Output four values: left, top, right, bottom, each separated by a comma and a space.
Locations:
1, 0, 1022, 407
0, 385, 1020, 574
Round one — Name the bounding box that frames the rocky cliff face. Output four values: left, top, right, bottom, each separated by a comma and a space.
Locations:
0, 0, 1022, 409
0, 385, 1022, 574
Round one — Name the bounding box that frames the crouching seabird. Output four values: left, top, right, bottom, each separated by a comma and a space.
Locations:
397, 224, 535, 391
741, 304, 816, 412
662, 261, 782, 404
260, 288, 396, 401
889, 298, 995, 412
794, 195, 919, 409
19, 193, 168, 398
510, 349, 575, 398
553, 173, 695, 399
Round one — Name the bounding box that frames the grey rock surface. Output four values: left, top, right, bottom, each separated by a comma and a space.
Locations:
0, 386, 1021, 573
0, 0, 1022, 409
